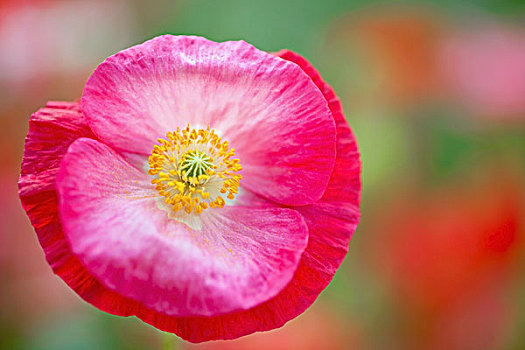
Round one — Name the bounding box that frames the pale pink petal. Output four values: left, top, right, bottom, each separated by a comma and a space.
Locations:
56, 138, 308, 317
81, 35, 336, 205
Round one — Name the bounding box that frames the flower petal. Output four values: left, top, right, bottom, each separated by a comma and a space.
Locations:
81, 35, 336, 206
17, 101, 153, 326
56, 138, 309, 317
275, 50, 361, 205
18, 101, 97, 270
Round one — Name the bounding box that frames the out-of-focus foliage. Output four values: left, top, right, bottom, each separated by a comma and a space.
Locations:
1, 0, 524, 349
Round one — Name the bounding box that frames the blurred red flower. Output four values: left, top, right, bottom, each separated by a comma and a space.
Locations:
369, 170, 523, 349
325, 4, 444, 113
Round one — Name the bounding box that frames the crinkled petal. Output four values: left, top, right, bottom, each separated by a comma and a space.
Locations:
56, 138, 308, 317
275, 50, 361, 205
18, 101, 97, 270
17, 101, 153, 324
81, 35, 336, 206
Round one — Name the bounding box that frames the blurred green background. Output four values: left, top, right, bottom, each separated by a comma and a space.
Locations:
1, 0, 524, 349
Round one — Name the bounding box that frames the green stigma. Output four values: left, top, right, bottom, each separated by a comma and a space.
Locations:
178, 150, 213, 180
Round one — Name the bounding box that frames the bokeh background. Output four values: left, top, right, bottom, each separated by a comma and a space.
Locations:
1, 0, 525, 349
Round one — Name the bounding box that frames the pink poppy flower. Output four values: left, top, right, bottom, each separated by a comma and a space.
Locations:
18, 35, 361, 342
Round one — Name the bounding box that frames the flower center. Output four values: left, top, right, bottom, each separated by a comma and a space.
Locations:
148, 125, 242, 215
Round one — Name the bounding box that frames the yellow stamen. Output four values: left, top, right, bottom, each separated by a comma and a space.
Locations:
148, 126, 242, 215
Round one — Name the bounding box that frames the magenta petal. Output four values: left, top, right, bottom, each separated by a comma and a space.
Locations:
56, 138, 308, 317
81, 35, 336, 206
19, 101, 95, 197
275, 50, 361, 205
18, 101, 97, 270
